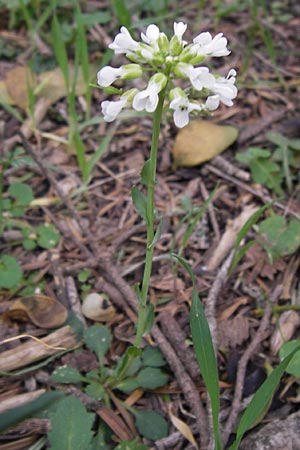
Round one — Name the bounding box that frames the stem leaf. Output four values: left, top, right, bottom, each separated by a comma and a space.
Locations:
131, 185, 148, 223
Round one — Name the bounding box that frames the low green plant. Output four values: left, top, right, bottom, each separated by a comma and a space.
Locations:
258, 214, 300, 262
50, 325, 169, 446
236, 132, 300, 195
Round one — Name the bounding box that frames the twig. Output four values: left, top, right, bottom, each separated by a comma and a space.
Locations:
158, 311, 201, 381
212, 156, 250, 182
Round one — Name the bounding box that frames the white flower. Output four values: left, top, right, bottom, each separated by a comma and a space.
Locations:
169, 88, 202, 128
176, 63, 215, 90
141, 24, 160, 45
210, 68, 237, 107
97, 64, 143, 87
97, 66, 123, 87
173, 22, 187, 42
192, 32, 230, 57
101, 98, 128, 122
101, 89, 138, 121
109, 26, 139, 54
133, 73, 167, 113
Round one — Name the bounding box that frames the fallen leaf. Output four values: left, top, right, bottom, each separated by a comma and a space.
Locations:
218, 314, 250, 349
5, 65, 37, 110
0, 79, 14, 104
7, 294, 68, 328
2, 63, 97, 110
172, 119, 239, 167
37, 64, 97, 104
168, 404, 198, 449
270, 310, 300, 355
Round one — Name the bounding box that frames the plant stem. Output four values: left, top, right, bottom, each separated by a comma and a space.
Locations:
134, 90, 165, 348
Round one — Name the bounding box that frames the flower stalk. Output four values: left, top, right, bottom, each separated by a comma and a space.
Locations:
134, 88, 166, 348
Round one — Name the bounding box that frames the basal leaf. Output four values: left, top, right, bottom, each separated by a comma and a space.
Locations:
115, 439, 148, 450
141, 346, 166, 368
48, 395, 94, 450
136, 367, 168, 389
51, 366, 84, 384
84, 325, 111, 361
133, 409, 168, 440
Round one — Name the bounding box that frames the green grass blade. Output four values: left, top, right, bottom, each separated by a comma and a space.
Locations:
174, 255, 222, 449
190, 289, 222, 450
51, 15, 69, 92
230, 344, 300, 450
75, 1, 91, 118
112, 0, 131, 28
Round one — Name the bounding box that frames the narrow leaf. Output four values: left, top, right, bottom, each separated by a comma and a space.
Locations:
149, 217, 162, 249
131, 185, 148, 223
140, 159, 151, 186
190, 289, 222, 449
230, 343, 300, 449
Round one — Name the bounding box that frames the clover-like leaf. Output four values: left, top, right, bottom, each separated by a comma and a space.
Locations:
8, 182, 34, 206
0, 255, 23, 289
36, 224, 60, 249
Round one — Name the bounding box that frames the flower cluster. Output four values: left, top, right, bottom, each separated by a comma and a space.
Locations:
97, 23, 237, 128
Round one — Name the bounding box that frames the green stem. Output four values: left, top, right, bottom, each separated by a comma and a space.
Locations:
134, 90, 166, 348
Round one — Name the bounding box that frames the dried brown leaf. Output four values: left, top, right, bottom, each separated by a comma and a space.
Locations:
172, 119, 238, 167
270, 310, 300, 355
7, 294, 68, 328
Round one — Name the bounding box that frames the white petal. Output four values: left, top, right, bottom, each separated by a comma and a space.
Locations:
101, 99, 127, 121
109, 26, 139, 53
142, 24, 160, 44
174, 109, 189, 128
205, 95, 220, 110
174, 22, 187, 41
132, 91, 148, 111
193, 31, 212, 45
